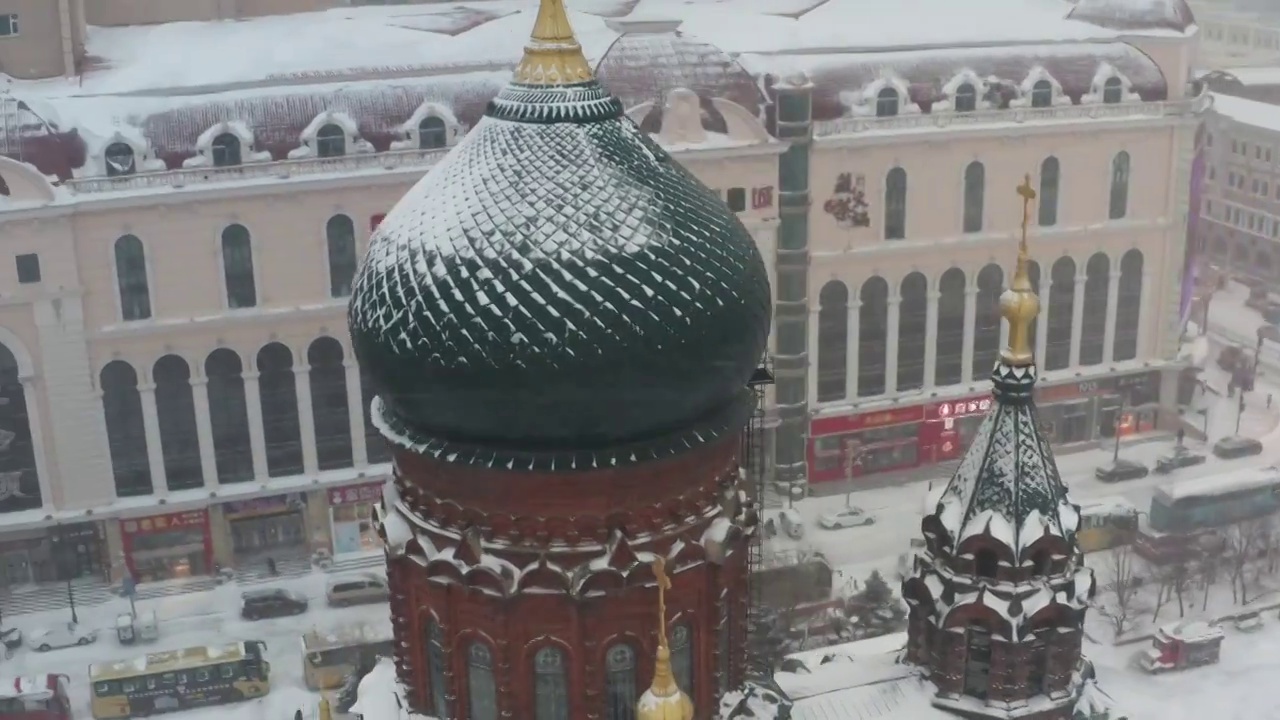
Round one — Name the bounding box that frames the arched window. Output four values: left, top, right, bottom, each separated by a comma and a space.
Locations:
1114, 250, 1144, 361
1030, 79, 1053, 108
1109, 151, 1131, 220
963, 625, 993, 699
361, 366, 393, 464
326, 215, 358, 298
953, 83, 977, 113
467, 642, 498, 720
671, 623, 693, 695
426, 622, 450, 720
420, 116, 448, 149
315, 124, 346, 158
884, 167, 907, 240
1102, 77, 1124, 104
308, 337, 352, 471
1080, 253, 1111, 366
1038, 156, 1060, 227
816, 281, 849, 402
1027, 635, 1049, 692
604, 643, 638, 720
897, 273, 928, 391
858, 277, 889, 397
935, 269, 966, 386
114, 235, 151, 321
875, 87, 899, 117
101, 361, 152, 497
972, 264, 1004, 380
257, 343, 303, 477
1026, 261, 1042, 358
153, 355, 202, 491
534, 646, 570, 720
0, 342, 42, 511
211, 133, 241, 167
963, 161, 985, 233
205, 349, 254, 484
105, 142, 136, 177
220, 224, 257, 309
1045, 257, 1077, 371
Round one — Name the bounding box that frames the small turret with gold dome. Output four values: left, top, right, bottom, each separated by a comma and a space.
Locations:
637, 558, 695, 720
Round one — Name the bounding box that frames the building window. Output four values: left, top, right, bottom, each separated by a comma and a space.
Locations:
308, 337, 353, 471
361, 366, 393, 464
1045, 257, 1076, 371
935, 268, 966, 386
1109, 151, 1130, 220
257, 342, 304, 478
315, 124, 346, 158
1038, 156, 1059, 227
105, 142, 136, 177
1030, 79, 1053, 108
101, 361, 152, 497
427, 622, 450, 719
220, 224, 257, 309
114, 234, 152, 321
15, 253, 39, 284
1114, 249, 1144, 361
1027, 635, 1048, 693
604, 643, 638, 720
211, 133, 242, 167
884, 167, 907, 240
816, 281, 849, 402
153, 354, 203, 491
875, 87, 899, 117
1080, 253, 1110, 365
204, 349, 253, 484
1254, 179, 1261, 194
534, 646, 569, 720
1102, 76, 1123, 104
953, 83, 977, 112
0, 341, 41, 510
963, 626, 993, 699
420, 117, 447, 149
326, 214, 358, 298
0, 15, 17, 37
726, 187, 746, 212
963, 161, 985, 233
858, 277, 889, 397
897, 272, 928, 392
671, 623, 693, 695
972, 264, 1003, 380
467, 643, 498, 720
1208, 166, 1215, 181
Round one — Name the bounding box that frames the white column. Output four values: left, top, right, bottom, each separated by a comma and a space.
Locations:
924, 291, 940, 389
190, 377, 219, 487
885, 296, 901, 393
1036, 291, 1050, 367
961, 288, 977, 383
845, 300, 861, 397
19, 375, 53, 511
1103, 270, 1121, 364
345, 362, 369, 468
1069, 274, 1087, 368
1137, 272, 1154, 359
138, 383, 168, 497
807, 308, 820, 403
294, 364, 320, 476
242, 371, 269, 480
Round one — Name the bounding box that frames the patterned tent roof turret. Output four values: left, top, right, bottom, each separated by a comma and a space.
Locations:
1067, 0, 1196, 33
347, 0, 772, 472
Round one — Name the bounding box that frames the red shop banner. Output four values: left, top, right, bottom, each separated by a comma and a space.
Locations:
922, 392, 993, 463
328, 481, 385, 507
120, 509, 208, 537
810, 406, 925, 437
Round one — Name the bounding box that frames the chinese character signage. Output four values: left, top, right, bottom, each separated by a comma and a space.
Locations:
328, 481, 384, 507
928, 395, 993, 421
121, 510, 207, 537
810, 406, 925, 437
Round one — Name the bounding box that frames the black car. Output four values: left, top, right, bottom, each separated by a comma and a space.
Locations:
240, 588, 309, 620
1154, 446, 1207, 474
1094, 459, 1150, 483
1213, 435, 1264, 460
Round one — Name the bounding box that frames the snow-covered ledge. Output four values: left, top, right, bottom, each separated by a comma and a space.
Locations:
76, 129, 166, 179
390, 101, 464, 151
842, 74, 920, 117
289, 111, 373, 160
1081, 62, 1143, 104
936, 68, 995, 113
183, 121, 271, 168
1010, 66, 1073, 108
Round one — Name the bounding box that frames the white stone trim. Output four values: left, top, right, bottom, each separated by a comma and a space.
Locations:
1081, 62, 1142, 105
290, 110, 374, 160
185, 121, 271, 168
842, 73, 919, 117
936, 69, 995, 113
1011, 66, 1072, 109
391, 101, 464, 151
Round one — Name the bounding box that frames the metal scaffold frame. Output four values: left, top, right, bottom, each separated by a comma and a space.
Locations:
742, 357, 774, 682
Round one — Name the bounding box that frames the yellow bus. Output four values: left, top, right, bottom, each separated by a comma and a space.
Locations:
1078, 497, 1140, 553
89, 641, 270, 719
301, 625, 393, 691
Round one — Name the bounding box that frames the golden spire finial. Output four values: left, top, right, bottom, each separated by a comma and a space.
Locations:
637, 557, 694, 720
1000, 174, 1042, 367
512, 0, 595, 86
318, 698, 333, 720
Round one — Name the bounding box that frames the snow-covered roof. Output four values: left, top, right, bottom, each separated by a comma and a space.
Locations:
0, 676, 55, 701
1067, 0, 1197, 33
1211, 67, 1280, 87
1153, 464, 1280, 503
1157, 619, 1225, 642
1209, 92, 1280, 134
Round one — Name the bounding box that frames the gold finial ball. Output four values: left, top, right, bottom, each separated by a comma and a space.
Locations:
999, 286, 1039, 326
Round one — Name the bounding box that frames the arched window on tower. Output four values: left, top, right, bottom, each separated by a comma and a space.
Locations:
205, 349, 254, 484
426, 622, 450, 720
315, 124, 346, 158
1109, 151, 1131, 220
0, 342, 42, 511
858, 277, 889, 397
604, 643, 638, 720
257, 343, 303, 477
963, 625, 993, 699
875, 87, 899, 117
114, 235, 151, 321
816, 281, 849, 402
420, 116, 448, 149
533, 645, 570, 720
221, 224, 257, 309
972, 264, 1003, 380
361, 366, 393, 464
105, 142, 136, 177
1102, 77, 1124, 104
1115, 249, 1144, 361
326, 215, 358, 298
1045, 257, 1077, 371
671, 623, 693, 695
101, 361, 152, 497
211, 133, 241, 167
953, 83, 977, 112
897, 273, 928, 391
1038, 156, 1060, 227
1030, 79, 1053, 108
308, 337, 352, 471
935, 268, 967, 386
963, 161, 985, 233
1080, 253, 1111, 366
1027, 634, 1049, 693
153, 355, 202, 491
884, 167, 907, 240
467, 642, 498, 720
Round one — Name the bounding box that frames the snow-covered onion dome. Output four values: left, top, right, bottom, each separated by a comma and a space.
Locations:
348, 0, 771, 461
1066, 0, 1196, 33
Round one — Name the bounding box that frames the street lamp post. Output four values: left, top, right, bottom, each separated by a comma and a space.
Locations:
1236, 393, 1247, 437
51, 528, 78, 625
1112, 392, 1127, 465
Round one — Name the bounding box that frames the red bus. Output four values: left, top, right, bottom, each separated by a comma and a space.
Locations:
0, 675, 73, 720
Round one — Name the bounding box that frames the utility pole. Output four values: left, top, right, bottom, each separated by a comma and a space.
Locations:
1236, 393, 1246, 436
1112, 392, 1126, 465
52, 528, 78, 625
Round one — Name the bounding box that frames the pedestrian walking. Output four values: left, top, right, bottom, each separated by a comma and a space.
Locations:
266, 556, 278, 576
1176, 427, 1185, 446
1268, 393, 1273, 409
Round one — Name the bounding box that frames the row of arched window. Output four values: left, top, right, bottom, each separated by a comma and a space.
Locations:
102, 116, 452, 177
815, 250, 1145, 402
100, 338, 391, 497
111, 214, 361, 322
875, 152, 1130, 241
871, 76, 1129, 119
423, 623, 697, 720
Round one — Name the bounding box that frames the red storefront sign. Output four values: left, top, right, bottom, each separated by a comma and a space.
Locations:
328, 481, 384, 507
922, 392, 994, 463
810, 406, 925, 437
120, 510, 208, 537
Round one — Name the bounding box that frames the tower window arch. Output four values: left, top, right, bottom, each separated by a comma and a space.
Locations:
211, 133, 241, 167
604, 643, 638, 720
963, 625, 993, 699
1030, 79, 1053, 108
467, 642, 498, 720
816, 281, 849, 402
114, 234, 152, 321
220, 224, 257, 309
426, 622, 450, 720
315, 123, 346, 158
875, 87, 900, 117
1110, 151, 1131, 220
105, 142, 136, 177
326, 214, 358, 298
963, 161, 985, 233
884, 167, 907, 240
420, 116, 448, 149
1039, 156, 1060, 227
1102, 76, 1124, 104
671, 622, 693, 695
953, 83, 977, 112
533, 645, 570, 720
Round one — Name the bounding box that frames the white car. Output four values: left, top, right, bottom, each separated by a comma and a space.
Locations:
818, 507, 876, 530
30, 622, 98, 652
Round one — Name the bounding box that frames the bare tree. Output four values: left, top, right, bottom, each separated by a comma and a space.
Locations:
1224, 518, 1273, 605
1098, 545, 1143, 639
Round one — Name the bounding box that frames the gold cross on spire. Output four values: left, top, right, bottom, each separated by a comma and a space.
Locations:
1000, 174, 1042, 366
512, 0, 595, 86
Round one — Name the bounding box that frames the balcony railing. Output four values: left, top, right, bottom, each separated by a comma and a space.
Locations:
64, 147, 451, 194
813, 94, 1209, 138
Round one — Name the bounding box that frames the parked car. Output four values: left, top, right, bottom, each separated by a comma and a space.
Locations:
818, 507, 877, 530
1155, 446, 1207, 474
1094, 459, 1150, 483
1234, 611, 1264, 633
240, 587, 309, 620
326, 573, 390, 607
778, 508, 805, 540
30, 622, 97, 652
1213, 435, 1264, 460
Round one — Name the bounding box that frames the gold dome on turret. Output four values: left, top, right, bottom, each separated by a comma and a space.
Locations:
637, 557, 695, 720
512, 0, 595, 85
999, 174, 1043, 368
